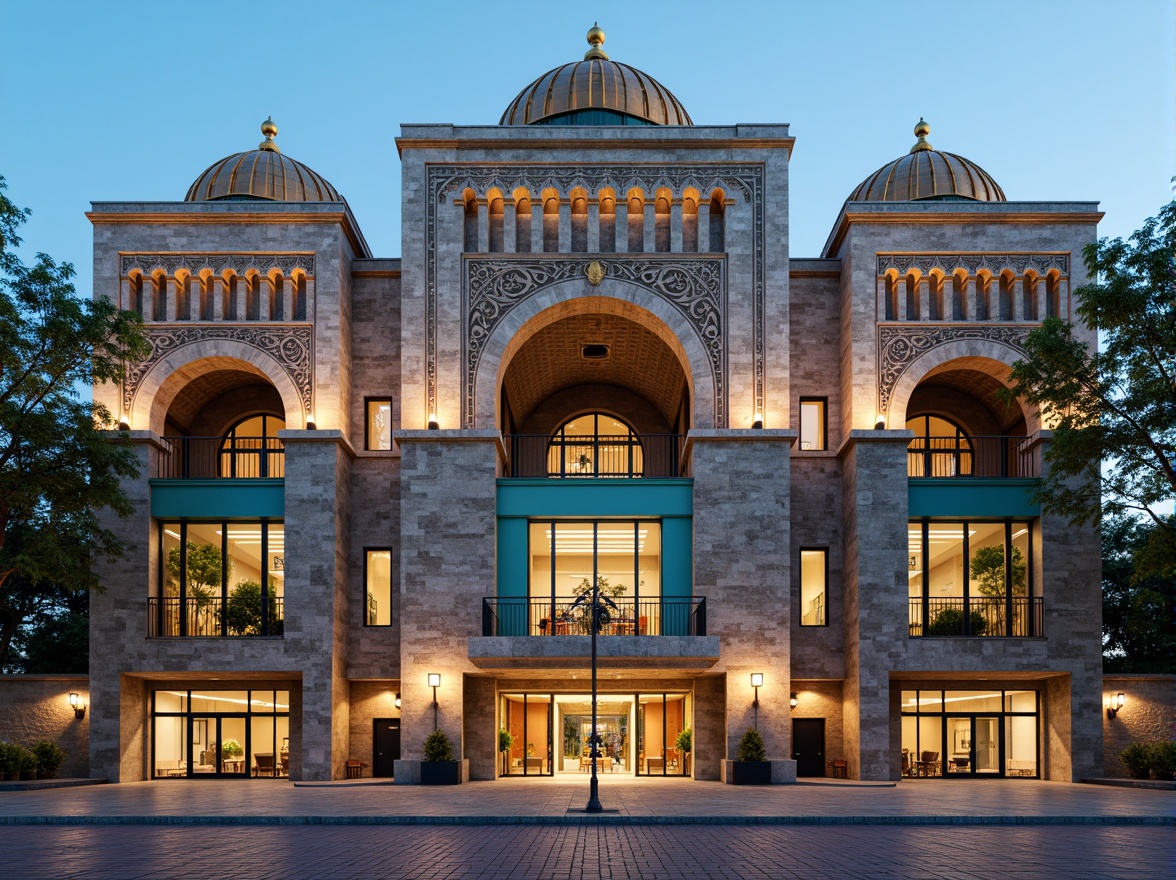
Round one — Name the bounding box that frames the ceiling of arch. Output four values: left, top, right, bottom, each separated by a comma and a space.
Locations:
164, 369, 282, 433
910, 369, 1024, 432
503, 313, 687, 426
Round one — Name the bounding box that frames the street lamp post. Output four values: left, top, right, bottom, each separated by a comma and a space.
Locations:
570, 574, 617, 813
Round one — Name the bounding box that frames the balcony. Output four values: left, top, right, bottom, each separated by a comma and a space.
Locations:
156, 436, 285, 479
148, 596, 285, 637
907, 436, 1037, 479
908, 597, 1043, 638
503, 434, 685, 478
482, 596, 706, 637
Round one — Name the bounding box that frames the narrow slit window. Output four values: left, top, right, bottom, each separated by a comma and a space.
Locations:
366, 399, 392, 451
800, 549, 828, 626
365, 549, 393, 626
799, 398, 827, 451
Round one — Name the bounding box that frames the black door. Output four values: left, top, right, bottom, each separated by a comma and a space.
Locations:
792, 718, 825, 777
373, 718, 400, 778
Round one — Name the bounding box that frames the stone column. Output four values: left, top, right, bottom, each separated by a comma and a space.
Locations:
282, 276, 295, 321
587, 202, 600, 252
211, 277, 224, 321
643, 202, 655, 253
615, 202, 629, 253
876, 278, 890, 320
558, 201, 571, 254
670, 202, 683, 252
477, 201, 489, 253
1012, 277, 1026, 321
840, 430, 911, 780
918, 278, 930, 321
688, 430, 796, 781
531, 203, 543, 254
163, 277, 177, 322
696, 203, 710, 253
503, 203, 516, 253
394, 430, 500, 783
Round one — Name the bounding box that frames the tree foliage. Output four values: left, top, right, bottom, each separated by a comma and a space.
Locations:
969, 545, 1027, 597
1102, 515, 1175, 673
0, 175, 149, 667
1004, 202, 1175, 566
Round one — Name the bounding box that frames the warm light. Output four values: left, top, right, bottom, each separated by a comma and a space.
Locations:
69, 693, 79, 708
790, 692, 798, 709
68, 692, 86, 719
428, 673, 441, 688
750, 673, 763, 688
119, 420, 131, 432
427, 414, 440, 430
751, 413, 764, 430
394, 692, 402, 709
1107, 692, 1126, 719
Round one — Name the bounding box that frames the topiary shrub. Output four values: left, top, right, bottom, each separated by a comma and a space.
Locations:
0, 742, 24, 780
926, 608, 988, 636
1120, 742, 1151, 779
675, 728, 693, 754
29, 740, 66, 779
15, 745, 38, 780
1147, 741, 1176, 780
424, 729, 454, 762
736, 727, 766, 762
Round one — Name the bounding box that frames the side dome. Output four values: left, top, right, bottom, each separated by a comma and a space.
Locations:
185, 118, 341, 202
848, 119, 1005, 202
500, 25, 692, 126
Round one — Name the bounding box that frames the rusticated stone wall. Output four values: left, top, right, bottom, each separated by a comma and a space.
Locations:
0, 676, 90, 778
1102, 675, 1176, 777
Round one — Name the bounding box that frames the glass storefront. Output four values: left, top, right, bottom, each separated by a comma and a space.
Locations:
900, 688, 1039, 778
151, 688, 290, 778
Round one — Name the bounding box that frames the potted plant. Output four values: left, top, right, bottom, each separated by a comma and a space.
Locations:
498, 728, 514, 776
926, 608, 988, 636
676, 728, 693, 775
29, 740, 66, 780
421, 729, 460, 785
1120, 742, 1151, 779
732, 727, 770, 784
220, 738, 243, 771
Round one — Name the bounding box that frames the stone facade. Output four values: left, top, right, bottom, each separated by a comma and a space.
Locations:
1101, 676, 1176, 777
0, 676, 90, 779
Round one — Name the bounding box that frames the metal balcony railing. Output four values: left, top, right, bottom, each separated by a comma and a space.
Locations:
156, 436, 285, 479
907, 435, 1036, 478
481, 596, 706, 637
908, 596, 1042, 637
148, 596, 284, 637
503, 434, 686, 478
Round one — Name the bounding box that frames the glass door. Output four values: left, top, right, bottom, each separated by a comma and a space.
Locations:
945, 716, 1002, 776
974, 717, 1000, 774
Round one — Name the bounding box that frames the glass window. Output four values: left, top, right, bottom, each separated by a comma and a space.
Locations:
799, 549, 827, 626
547, 413, 643, 477
799, 399, 826, 451
906, 415, 971, 477
944, 690, 1002, 713
365, 549, 393, 626
366, 399, 392, 451
220, 414, 285, 478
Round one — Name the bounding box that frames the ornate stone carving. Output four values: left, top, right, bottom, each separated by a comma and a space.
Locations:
877, 325, 1030, 414
120, 253, 315, 276
585, 260, 604, 286
123, 325, 314, 417
425, 163, 765, 424
463, 256, 725, 427
875, 253, 1069, 277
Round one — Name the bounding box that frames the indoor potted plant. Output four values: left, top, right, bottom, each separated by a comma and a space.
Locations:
421, 729, 460, 785
732, 727, 770, 784
498, 727, 515, 776
29, 740, 66, 780
675, 728, 693, 775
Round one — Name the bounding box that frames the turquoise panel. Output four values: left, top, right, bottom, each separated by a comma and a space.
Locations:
661, 517, 693, 635
908, 479, 1040, 519
150, 479, 285, 519
496, 518, 529, 635
496, 479, 693, 518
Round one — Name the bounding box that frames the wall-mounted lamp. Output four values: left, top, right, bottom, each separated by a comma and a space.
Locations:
428, 673, 441, 729
118, 420, 130, 432
790, 692, 798, 709
1106, 692, 1125, 719
875, 417, 886, 430
394, 692, 402, 710
750, 673, 763, 728
751, 413, 764, 430
305, 419, 316, 430
68, 692, 87, 720
427, 414, 440, 430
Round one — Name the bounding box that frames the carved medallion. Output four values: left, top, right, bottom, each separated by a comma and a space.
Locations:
585, 260, 605, 287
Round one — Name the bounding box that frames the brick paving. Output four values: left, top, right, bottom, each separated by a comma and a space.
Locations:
1, 825, 1172, 879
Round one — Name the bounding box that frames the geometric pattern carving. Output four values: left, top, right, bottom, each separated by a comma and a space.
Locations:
877, 325, 1030, 414
876, 253, 1068, 277
120, 253, 315, 276
463, 255, 725, 427
426, 163, 764, 425
123, 325, 314, 417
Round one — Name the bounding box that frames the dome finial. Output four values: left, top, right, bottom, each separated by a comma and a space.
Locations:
585, 22, 608, 60
910, 117, 932, 153
259, 116, 280, 153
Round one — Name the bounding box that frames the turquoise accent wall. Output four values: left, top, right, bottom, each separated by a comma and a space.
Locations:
150, 479, 285, 519
908, 479, 1040, 519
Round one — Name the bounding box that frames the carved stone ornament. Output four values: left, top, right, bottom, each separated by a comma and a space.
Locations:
426, 163, 765, 422
463, 256, 726, 427
585, 260, 605, 287
123, 325, 314, 417
875, 253, 1068, 278
120, 253, 315, 277
877, 324, 1030, 414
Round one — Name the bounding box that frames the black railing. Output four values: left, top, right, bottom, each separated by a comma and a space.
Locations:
908, 596, 1042, 638
482, 596, 706, 637
148, 596, 284, 637
156, 436, 285, 479
504, 434, 685, 478
907, 436, 1036, 478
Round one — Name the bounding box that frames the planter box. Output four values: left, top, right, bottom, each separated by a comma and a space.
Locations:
731, 760, 772, 785
420, 761, 462, 785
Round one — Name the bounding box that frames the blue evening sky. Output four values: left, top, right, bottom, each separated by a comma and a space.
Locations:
2, 0, 1172, 301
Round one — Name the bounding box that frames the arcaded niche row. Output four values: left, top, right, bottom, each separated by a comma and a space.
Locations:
879, 265, 1069, 323
121, 265, 315, 324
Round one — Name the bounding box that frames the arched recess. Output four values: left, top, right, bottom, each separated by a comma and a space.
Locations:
131, 341, 306, 436
885, 340, 1040, 436
472, 277, 716, 432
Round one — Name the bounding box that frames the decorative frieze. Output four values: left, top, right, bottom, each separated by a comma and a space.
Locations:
120, 253, 315, 277
876, 253, 1068, 277
463, 256, 726, 427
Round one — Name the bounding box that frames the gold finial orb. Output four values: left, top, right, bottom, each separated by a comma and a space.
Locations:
259, 116, 280, 153
910, 117, 932, 153
584, 22, 609, 60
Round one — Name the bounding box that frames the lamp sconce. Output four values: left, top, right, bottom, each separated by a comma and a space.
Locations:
428, 673, 441, 729
118, 419, 130, 432
394, 692, 402, 710
305, 419, 316, 430
427, 413, 440, 430
874, 415, 886, 430
751, 413, 764, 430
790, 692, 798, 709
68, 692, 87, 720
1106, 692, 1125, 719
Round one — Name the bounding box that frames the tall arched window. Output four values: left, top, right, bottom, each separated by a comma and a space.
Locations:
547, 413, 643, 478
220, 414, 286, 478
906, 415, 972, 477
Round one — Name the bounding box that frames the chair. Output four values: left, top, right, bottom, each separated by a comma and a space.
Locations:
279, 750, 289, 776
901, 749, 911, 777
346, 759, 365, 779
916, 750, 940, 777
253, 753, 275, 777
827, 759, 847, 778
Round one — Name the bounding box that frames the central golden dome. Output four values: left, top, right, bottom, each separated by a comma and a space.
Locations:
500, 25, 692, 127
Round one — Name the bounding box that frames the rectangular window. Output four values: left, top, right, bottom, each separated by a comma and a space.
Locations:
365, 399, 392, 451
799, 548, 827, 626
799, 398, 826, 451
365, 549, 393, 625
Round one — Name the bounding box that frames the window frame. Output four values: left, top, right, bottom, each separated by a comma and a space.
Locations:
363, 547, 394, 626
798, 546, 829, 627
798, 398, 827, 452
364, 397, 393, 452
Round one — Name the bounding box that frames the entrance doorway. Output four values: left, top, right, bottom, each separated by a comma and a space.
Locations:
373, 718, 400, 777
792, 718, 825, 777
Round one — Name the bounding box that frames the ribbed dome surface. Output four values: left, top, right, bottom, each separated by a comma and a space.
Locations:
848, 120, 1005, 203
185, 118, 341, 203
500, 26, 691, 126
